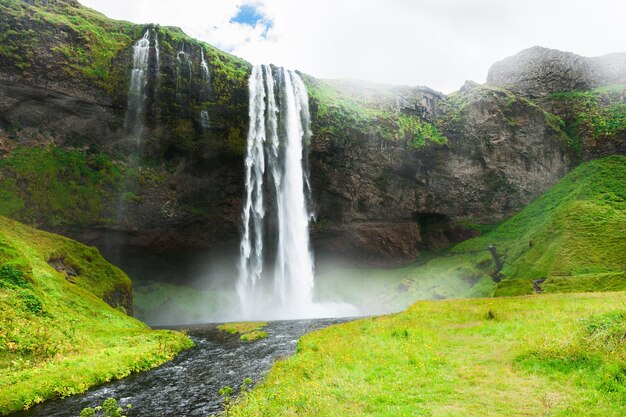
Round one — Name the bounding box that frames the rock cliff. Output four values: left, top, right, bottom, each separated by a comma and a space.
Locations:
0, 0, 623, 267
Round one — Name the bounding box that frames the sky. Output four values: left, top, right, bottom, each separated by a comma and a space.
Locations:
79, 0, 626, 93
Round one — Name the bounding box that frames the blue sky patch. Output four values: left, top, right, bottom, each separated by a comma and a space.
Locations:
231, 5, 264, 27
230, 4, 273, 37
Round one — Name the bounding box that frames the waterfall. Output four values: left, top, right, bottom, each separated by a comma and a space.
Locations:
124, 30, 151, 143
154, 30, 160, 75
154, 29, 160, 103
176, 43, 193, 104
200, 49, 210, 80
237, 65, 318, 319
199, 49, 210, 129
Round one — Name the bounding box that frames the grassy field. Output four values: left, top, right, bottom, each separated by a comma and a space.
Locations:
0, 216, 193, 414
229, 292, 626, 417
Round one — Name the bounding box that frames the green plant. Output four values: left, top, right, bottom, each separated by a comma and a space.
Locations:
80, 398, 132, 417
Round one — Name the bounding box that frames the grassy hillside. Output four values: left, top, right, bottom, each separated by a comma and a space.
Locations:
229, 292, 626, 416
317, 155, 625, 312
0, 216, 193, 415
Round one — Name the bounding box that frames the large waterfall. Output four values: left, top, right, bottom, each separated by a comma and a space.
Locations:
124, 30, 151, 143
238, 65, 350, 320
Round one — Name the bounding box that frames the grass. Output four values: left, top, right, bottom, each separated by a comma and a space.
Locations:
316, 155, 625, 309
0, 216, 193, 414
217, 322, 269, 341
229, 292, 626, 416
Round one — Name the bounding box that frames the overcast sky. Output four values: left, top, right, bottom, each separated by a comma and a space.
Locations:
79, 0, 626, 93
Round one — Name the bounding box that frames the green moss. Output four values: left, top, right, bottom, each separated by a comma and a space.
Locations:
0, 0, 139, 93
239, 330, 269, 341
303, 77, 447, 148
542, 85, 626, 156
217, 322, 268, 335
0, 216, 193, 414
0, 145, 123, 228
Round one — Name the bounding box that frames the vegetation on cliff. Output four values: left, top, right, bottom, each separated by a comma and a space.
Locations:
317, 156, 625, 312
304, 77, 448, 149
0, 216, 193, 415
229, 292, 626, 416
540, 84, 626, 157
0, 145, 122, 229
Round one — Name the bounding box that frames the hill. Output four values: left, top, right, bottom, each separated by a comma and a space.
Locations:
316, 155, 626, 312
0, 215, 192, 415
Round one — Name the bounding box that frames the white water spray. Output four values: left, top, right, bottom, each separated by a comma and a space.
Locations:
176, 43, 193, 103
199, 49, 210, 129
238, 65, 355, 320
124, 30, 151, 143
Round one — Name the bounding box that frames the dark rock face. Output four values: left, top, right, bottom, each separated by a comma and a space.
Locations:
309, 83, 573, 265
487, 46, 626, 98
0, 2, 621, 267
0, 81, 123, 146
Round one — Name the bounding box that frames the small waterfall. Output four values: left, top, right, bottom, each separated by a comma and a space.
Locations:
124, 30, 151, 143
154, 30, 160, 74
154, 29, 160, 102
238, 65, 321, 319
176, 43, 193, 104
200, 49, 210, 80
199, 49, 210, 129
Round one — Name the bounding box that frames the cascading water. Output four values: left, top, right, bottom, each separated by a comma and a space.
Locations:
238, 65, 354, 320
153, 29, 160, 104
124, 30, 151, 143
199, 49, 210, 129
154, 31, 160, 75
176, 43, 193, 104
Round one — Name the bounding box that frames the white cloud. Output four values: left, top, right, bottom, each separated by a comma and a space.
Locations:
79, 0, 626, 93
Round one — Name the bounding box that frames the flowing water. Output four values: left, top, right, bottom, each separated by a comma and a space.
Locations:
199, 49, 210, 129
238, 65, 329, 320
176, 43, 193, 104
154, 29, 160, 104
12, 319, 346, 417
124, 30, 151, 143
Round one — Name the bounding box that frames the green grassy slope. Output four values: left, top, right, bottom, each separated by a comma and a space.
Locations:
0, 216, 193, 415
317, 155, 625, 312
230, 292, 626, 417
456, 155, 626, 296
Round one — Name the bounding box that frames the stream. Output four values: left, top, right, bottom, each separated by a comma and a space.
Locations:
14, 318, 347, 417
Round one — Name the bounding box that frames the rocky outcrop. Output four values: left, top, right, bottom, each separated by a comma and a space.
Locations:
0, 80, 123, 146
309, 83, 573, 265
487, 46, 626, 98
0, 1, 623, 268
